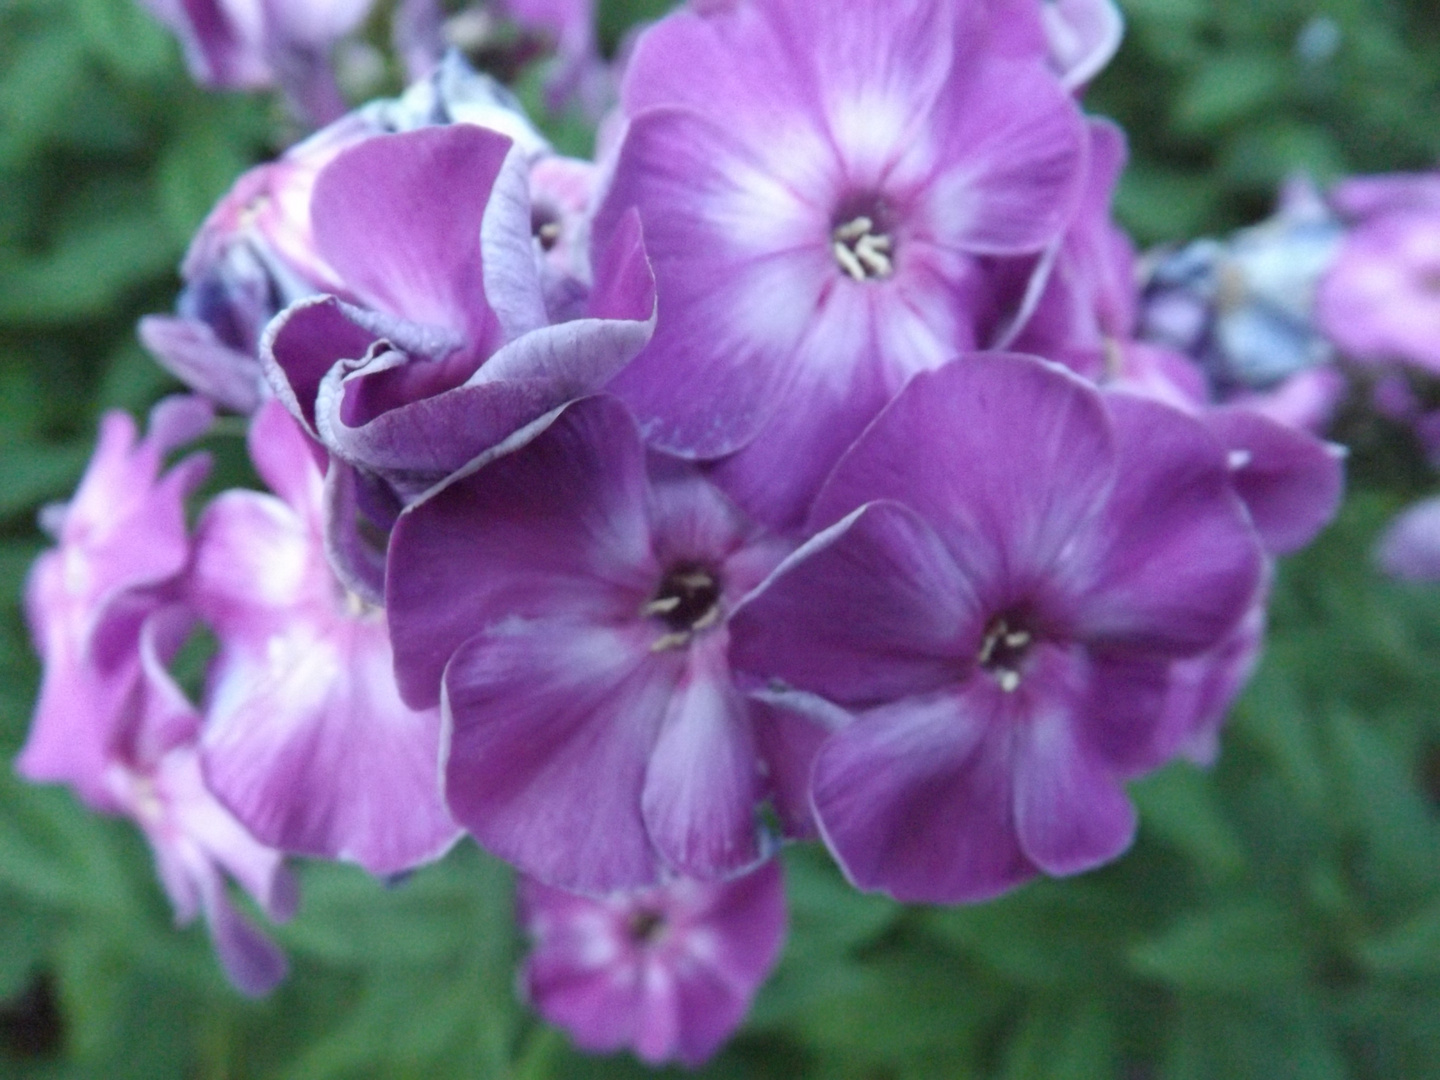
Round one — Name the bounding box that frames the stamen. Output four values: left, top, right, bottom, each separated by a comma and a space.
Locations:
645, 563, 723, 650
978, 615, 1034, 693
831, 214, 895, 281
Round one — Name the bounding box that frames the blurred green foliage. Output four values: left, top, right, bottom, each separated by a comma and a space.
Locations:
3, 0, 1440, 1076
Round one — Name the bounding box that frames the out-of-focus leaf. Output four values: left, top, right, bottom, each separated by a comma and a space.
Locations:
1129, 901, 1307, 992
1172, 52, 1286, 135
998, 997, 1117, 1080
1132, 763, 1247, 881
1358, 899, 1440, 978
1161, 995, 1346, 1080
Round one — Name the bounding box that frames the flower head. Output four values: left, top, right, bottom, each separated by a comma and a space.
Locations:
518, 859, 786, 1067
731, 354, 1264, 902
386, 395, 811, 892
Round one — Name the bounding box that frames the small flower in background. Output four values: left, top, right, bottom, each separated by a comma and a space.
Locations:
102, 606, 298, 998
1317, 171, 1440, 377
18, 397, 214, 806
518, 860, 786, 1067
136, 0, 376, 124
1139, 175, 1345, 413
1376, 495, 1440, 582
17, 399, 296, 996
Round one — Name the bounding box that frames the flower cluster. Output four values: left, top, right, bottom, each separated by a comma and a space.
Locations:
23, 0, 1353, 1066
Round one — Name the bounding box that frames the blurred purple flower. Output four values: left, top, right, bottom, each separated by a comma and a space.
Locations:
104, 607, 297, 997
518, 859, 786, 1067
190, 402, 460, 876
137, 0, 374, 122
1318, 171, 1440, 375
730, 355, 1264, 903
385, 395, 810, 892
18, 397, 213, 806
1376, 495, 1440, 582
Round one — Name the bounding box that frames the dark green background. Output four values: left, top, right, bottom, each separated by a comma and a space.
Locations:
4, 1, 1440, 1076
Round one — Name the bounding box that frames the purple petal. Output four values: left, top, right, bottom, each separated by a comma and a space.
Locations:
262, 295, 379, 433
812, 353, 1115, 599
1204, 406, 1345, 555
442, 618, 673, 892
1376, 495, 1440, 582
812, 687, 1035, 904
1073, 392, 1264, 654
138, 315, 265, 413
748, 690, 841, 839
641, 636, 762, 879
201, 617, 459, 876
310, 126, 514, 345
194, 864, 289, 997
1011, 649, 1137, 876
730, 502, 981, 706
923, 58, 1087, 255
386, 396, 653, 709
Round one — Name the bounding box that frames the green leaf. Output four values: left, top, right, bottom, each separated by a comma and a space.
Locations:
1132, 763, 1247, 881
1172, 52, 1286, 135
1129, 901, 1307, 993
998, 997, 1116, 1080
1358, 899, 1440, 978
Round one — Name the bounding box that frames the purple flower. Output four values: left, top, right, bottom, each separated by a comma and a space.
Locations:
1318, 172, 1440, 375
103, 607, 297, 998
137, 0, 374, 122
190, 402, 460, 876
385, 395, 811, 892
1376, 495, 1440, 582
518, 860, 786, 1067
264, 123, 655, 600
18, 398, 213, 807
16, 399, 293, 996
593, 0, 1087, 524
730, 354, 1264, 903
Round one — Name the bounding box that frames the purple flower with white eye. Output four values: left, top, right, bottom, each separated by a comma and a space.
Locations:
264, 123, 655, 600
137, 0, 374, 122
518, 860, 786, 1067
385, 395, 811, 893
1317, 171, 1440, 375
103, 607, 297, 998
593, 0, 1087, 524
730, 354, 1264, 903
18, 397, 213, 807
189, 401, 460, 876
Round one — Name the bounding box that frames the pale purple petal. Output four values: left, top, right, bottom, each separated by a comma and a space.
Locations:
1041, 0, 1124, 90
138, 315, 265, 414
923, 58, 1087, 255
812, 688, 1034, 903
641, 636, 762, 879
310, 126, 514, 345
442, 619, 673, 892
262, 295, 380, 434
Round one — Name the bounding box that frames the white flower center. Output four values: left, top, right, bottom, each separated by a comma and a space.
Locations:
832, 215, 894, 281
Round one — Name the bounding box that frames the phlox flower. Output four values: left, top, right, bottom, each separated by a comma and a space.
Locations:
264, 122, 655, 600
385, 395, 813, 893
18, 397, 213, 806
1317, 171, 1440, 375
518, 860, 786, 1067
730, 354, 1264, 903
190, 401, 460, 876
594, 0, 1088, 524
